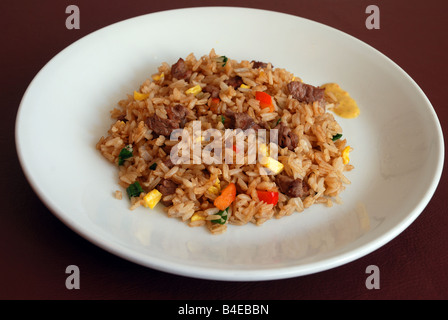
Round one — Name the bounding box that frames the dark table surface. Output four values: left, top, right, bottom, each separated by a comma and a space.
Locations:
1, 0, 447, 300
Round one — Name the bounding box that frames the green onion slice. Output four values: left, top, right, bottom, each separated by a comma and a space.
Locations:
149, 163, 157, 170
215, 56, 228, 67
212, 208, 229, 225
118, 144, 133, 165
272, 118, 282, 128
332, 133, 343, 141
126, 181, 143, 198
221, 56, 228, 67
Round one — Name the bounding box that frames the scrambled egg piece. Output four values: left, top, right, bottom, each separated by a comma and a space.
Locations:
143, 189, 162, 209
207, 178, 221, 195
134, 91, 149, 101
342, 146, 351, 164
185, 85, 202, 95
261, 156, 284, 175
191, 213, 206, 222
321, 83, 360, 119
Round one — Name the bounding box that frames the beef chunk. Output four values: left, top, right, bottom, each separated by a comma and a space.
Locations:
275, 175, 309, 198
166, 104, 188, 127
203, 84, 220, 98
171, 58, 192, 80
225, 76, 243, 89
251, 60, 273, 69
275, 124, 298, 151
234, 113, 256, 130
147, 104, 188, 137
224, 109, 270, 132
156, 178, 178, 206
157, 179, 177, 196
146, 114, 179, 137
225, 109, 255, 130
287, 81, 325, 103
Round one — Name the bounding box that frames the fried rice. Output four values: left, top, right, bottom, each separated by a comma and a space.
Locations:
96, 49, 353, 234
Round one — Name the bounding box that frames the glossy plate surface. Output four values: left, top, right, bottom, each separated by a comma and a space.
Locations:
15, 7, 444, 281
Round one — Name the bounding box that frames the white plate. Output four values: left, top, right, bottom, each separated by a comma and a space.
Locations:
15, 7, 444, 281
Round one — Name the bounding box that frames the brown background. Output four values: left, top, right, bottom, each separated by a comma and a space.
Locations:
1, 0, 447, 300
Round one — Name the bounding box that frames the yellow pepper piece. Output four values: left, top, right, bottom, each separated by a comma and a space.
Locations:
240, 84, 250, 89
143, 189, 163, 209
261, 156, 284, 175
342, 146, 351, 164
185, 85, 202, 95
134, 91, 149, 101
191, 213, 206, 222
152, 72, 164, 81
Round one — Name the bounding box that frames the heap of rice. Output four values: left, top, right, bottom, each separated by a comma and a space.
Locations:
96, 49, 353, 234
